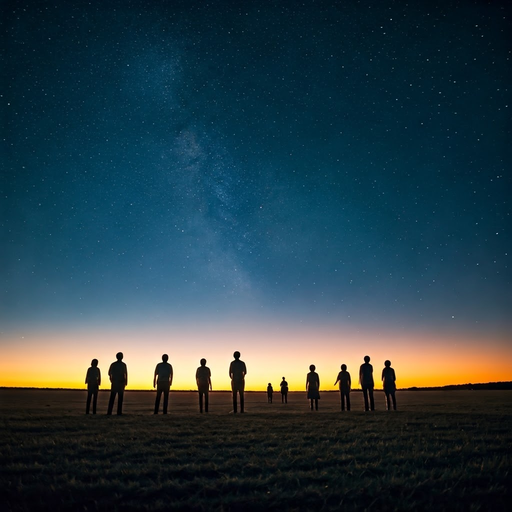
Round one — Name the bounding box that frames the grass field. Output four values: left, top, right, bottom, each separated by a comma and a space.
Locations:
1, 389, 511, 511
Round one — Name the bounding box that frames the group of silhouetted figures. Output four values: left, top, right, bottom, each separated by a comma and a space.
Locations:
85, 352, 397, 415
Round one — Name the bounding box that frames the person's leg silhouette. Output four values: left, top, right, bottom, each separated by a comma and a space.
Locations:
107, 390, 116, 415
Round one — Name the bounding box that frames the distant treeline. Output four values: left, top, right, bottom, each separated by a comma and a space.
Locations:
404, 382, 512, 391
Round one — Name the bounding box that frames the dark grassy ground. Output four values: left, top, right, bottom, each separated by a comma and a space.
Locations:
1, 389, 511, 511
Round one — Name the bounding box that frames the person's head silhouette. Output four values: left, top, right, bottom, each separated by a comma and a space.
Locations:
282, 376, 286, 380
309, 364, 316, 371
233, 351, 241, 360
341, 364, 347, 371
91, 359, 98, 367
384, 360, 391, 367
364, 355, 370, 363
116, 352, 123, 361
200, 358, 207, 366
162, 354, 169, 362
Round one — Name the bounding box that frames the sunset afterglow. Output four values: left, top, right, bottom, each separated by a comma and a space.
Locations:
1, 322, 510, 391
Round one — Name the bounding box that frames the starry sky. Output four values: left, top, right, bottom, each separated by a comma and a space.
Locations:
1, 0, 511, 390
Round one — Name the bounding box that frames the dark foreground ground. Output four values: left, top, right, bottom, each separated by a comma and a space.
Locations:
1, 389, 511, 511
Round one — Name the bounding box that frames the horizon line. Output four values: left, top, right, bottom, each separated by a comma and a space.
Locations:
1, 381, 511, 392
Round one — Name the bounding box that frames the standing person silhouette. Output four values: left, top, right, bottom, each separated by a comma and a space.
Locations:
85, 359, 101, 414
107, 352, 127, 415
154, 354, 173, 414
334, 364, 351, 411
306, 364, 320, 411
382, 360, 397, 410
229, 351, 247, 413
280, 377, 289, 403
359, 355, 375, 411
267, 383, 273, 403
196, 358, 212, 413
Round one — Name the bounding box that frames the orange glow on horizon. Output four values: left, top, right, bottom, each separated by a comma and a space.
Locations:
1, 324, 510, 391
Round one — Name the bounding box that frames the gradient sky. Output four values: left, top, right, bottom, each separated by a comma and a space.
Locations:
2, 0, 511, 391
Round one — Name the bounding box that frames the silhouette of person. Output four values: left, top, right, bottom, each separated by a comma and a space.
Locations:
196, 358, 212, 413
154, 354, 173, 414
267, 383, 273, 403
280, 377, 289, 403
107, 352, 127, 415
306, 364, 320, 410
229, 351, 247, 413
382, 360, 397, 410
85, 359, 101, 414
334, 363, 351, 411
359, 355, 375, 411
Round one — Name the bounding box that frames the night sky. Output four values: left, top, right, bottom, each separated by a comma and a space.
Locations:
2, 0, 511, 389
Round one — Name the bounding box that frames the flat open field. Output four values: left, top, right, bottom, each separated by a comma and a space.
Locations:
1, 389, 511, 511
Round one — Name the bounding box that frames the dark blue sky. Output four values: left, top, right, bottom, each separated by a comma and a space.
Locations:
2, 0, 511, 338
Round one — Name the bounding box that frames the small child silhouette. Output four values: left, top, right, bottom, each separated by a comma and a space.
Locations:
334, 364, 351, 411
267, 383, 273, 403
